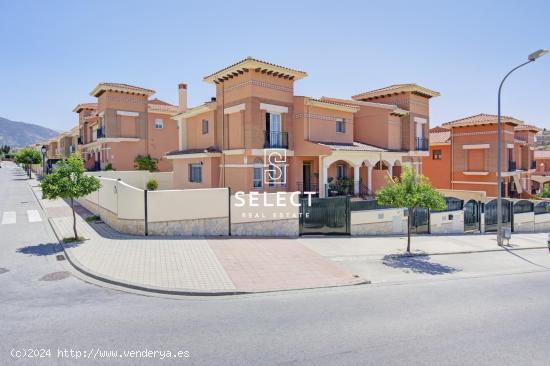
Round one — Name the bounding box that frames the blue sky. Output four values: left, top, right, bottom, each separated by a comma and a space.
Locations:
0, 0, 548, 132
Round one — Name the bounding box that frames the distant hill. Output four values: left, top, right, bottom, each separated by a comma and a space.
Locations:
0, 117, 59, 147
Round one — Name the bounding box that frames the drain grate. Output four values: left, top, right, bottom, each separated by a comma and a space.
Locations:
0, 268, 9, 275
56, 254, 66, 261
39, 271, 70, 281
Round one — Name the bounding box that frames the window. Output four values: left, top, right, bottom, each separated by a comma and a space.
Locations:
155, 119, 164, 129
253, 167, 262, 188
432, 149, 442, 160
337, 164, 346, 179
189, 164, 202, 183
268, 164, 276, 187
202, 119, 208, 134
336, 119, 345, 133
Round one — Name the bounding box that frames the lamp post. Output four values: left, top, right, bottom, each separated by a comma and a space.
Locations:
497, 49, 548, 246
40, 145, 47, 177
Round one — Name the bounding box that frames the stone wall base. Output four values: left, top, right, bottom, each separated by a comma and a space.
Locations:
513, 222, 535, 233
351, 220, 407, 236
231, 219, 299, 237
149, 218, 228, 236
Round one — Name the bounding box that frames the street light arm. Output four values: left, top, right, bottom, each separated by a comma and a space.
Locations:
498, 60, 533, 95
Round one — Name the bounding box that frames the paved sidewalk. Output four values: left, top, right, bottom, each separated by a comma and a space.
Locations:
299, 232, 548, 259
30, 180, 364, 295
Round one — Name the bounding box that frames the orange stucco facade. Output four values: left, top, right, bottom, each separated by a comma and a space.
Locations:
168, 57, 439, 197
74, 84, 179, 172
422, 115, 540, 198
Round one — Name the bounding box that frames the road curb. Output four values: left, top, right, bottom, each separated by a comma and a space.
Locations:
45, 216, 369, 297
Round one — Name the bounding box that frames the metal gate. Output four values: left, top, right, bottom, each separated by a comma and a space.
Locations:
411, 207, 430, 234
300, 196, 350, 235
484, 199, 512, 232
464, 199, 480, 232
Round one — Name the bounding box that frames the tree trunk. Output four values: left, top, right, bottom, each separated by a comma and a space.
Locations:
406, 208, 412, 253
71, 197, 78, 240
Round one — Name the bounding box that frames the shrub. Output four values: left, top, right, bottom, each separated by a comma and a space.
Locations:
134, 155, 158, 172
146, 178, 158, 191
104, 163, 114, 171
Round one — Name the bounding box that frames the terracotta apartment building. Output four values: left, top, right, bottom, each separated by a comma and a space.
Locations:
167, 57, 439, 197
74, 83, 179, 172
423, 114, 540, 197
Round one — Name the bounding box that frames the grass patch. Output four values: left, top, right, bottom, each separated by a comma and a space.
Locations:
84, 215, 100, 223
63, 236, 85, 243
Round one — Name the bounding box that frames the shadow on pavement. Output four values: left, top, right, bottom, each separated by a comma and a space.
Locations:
382, 254, 461, 275
16, 242, 80, 256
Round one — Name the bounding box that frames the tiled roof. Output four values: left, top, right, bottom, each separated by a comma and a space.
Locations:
90, 82, 155, 97
429, 126, 449, 133
430, 130, 451, 144
315, 141, 387, 152
203, 56, 307, 83
442, 113, 524, 127
515, 124, 541, 132
148, 98, 173, 106
72, 102, 98, 113
320, 96, 408, 115
148, 98, 178, 113
534, 150, 550, 159
352, 83, 440, 101
166, 146, 221, 156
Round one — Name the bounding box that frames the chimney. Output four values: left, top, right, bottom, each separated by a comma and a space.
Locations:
178, 83, 187, 112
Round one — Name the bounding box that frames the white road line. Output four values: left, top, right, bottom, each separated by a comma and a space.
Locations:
27, 210, 42, 223
1, 211, 16, 225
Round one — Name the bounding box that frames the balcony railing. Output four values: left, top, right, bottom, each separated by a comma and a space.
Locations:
415, 137, 429, 151
324, 180, 373, 198
508, 160, 516, 171
264, 131, 288, 149
296, 182, 320, 195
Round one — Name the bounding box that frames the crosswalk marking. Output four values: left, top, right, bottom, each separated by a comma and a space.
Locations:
27, 210, 42, 223
1, 211, 16, 225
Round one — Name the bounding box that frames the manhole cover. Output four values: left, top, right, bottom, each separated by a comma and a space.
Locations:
39, 271, 70, 281
56, 254, 66, 261
0, 268, 9, 275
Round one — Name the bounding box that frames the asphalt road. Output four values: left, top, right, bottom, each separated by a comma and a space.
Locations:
1, 161, 550, 366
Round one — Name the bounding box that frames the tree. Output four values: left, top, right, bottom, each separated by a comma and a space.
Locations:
538, 184, 550, 198
14, 148, 42, 178
41, 154, 101, 240
1, 145, 10, 155
134, 154, 158, 172
376, 167, 446, 253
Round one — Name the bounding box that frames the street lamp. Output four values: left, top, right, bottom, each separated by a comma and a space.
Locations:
40, 145, 47, 177
497, 49, 548, 246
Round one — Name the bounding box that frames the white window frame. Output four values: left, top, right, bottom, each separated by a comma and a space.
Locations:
336, 119, 345, 133
253, 167, 262, 188
155, 118, 164, 129
189, 164, 202, 183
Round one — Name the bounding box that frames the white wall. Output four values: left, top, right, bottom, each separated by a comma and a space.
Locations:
148, 188, 229, 223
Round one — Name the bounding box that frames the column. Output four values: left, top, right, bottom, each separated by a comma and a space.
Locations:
387, 163, 393, 181
319, 156, 328, 198
353, 165, 360, 195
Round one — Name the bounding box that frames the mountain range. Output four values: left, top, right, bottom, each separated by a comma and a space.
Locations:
0, 116, 59, 147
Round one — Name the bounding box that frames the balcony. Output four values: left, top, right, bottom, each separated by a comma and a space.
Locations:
296, 182, 320, 195
508, 160, 516, 171
264, 131, 288, 149
415, 137, 429, 151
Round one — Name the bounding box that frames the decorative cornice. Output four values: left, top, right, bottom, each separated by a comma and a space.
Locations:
295, 113, 351, 123
216, 79, 293, 94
